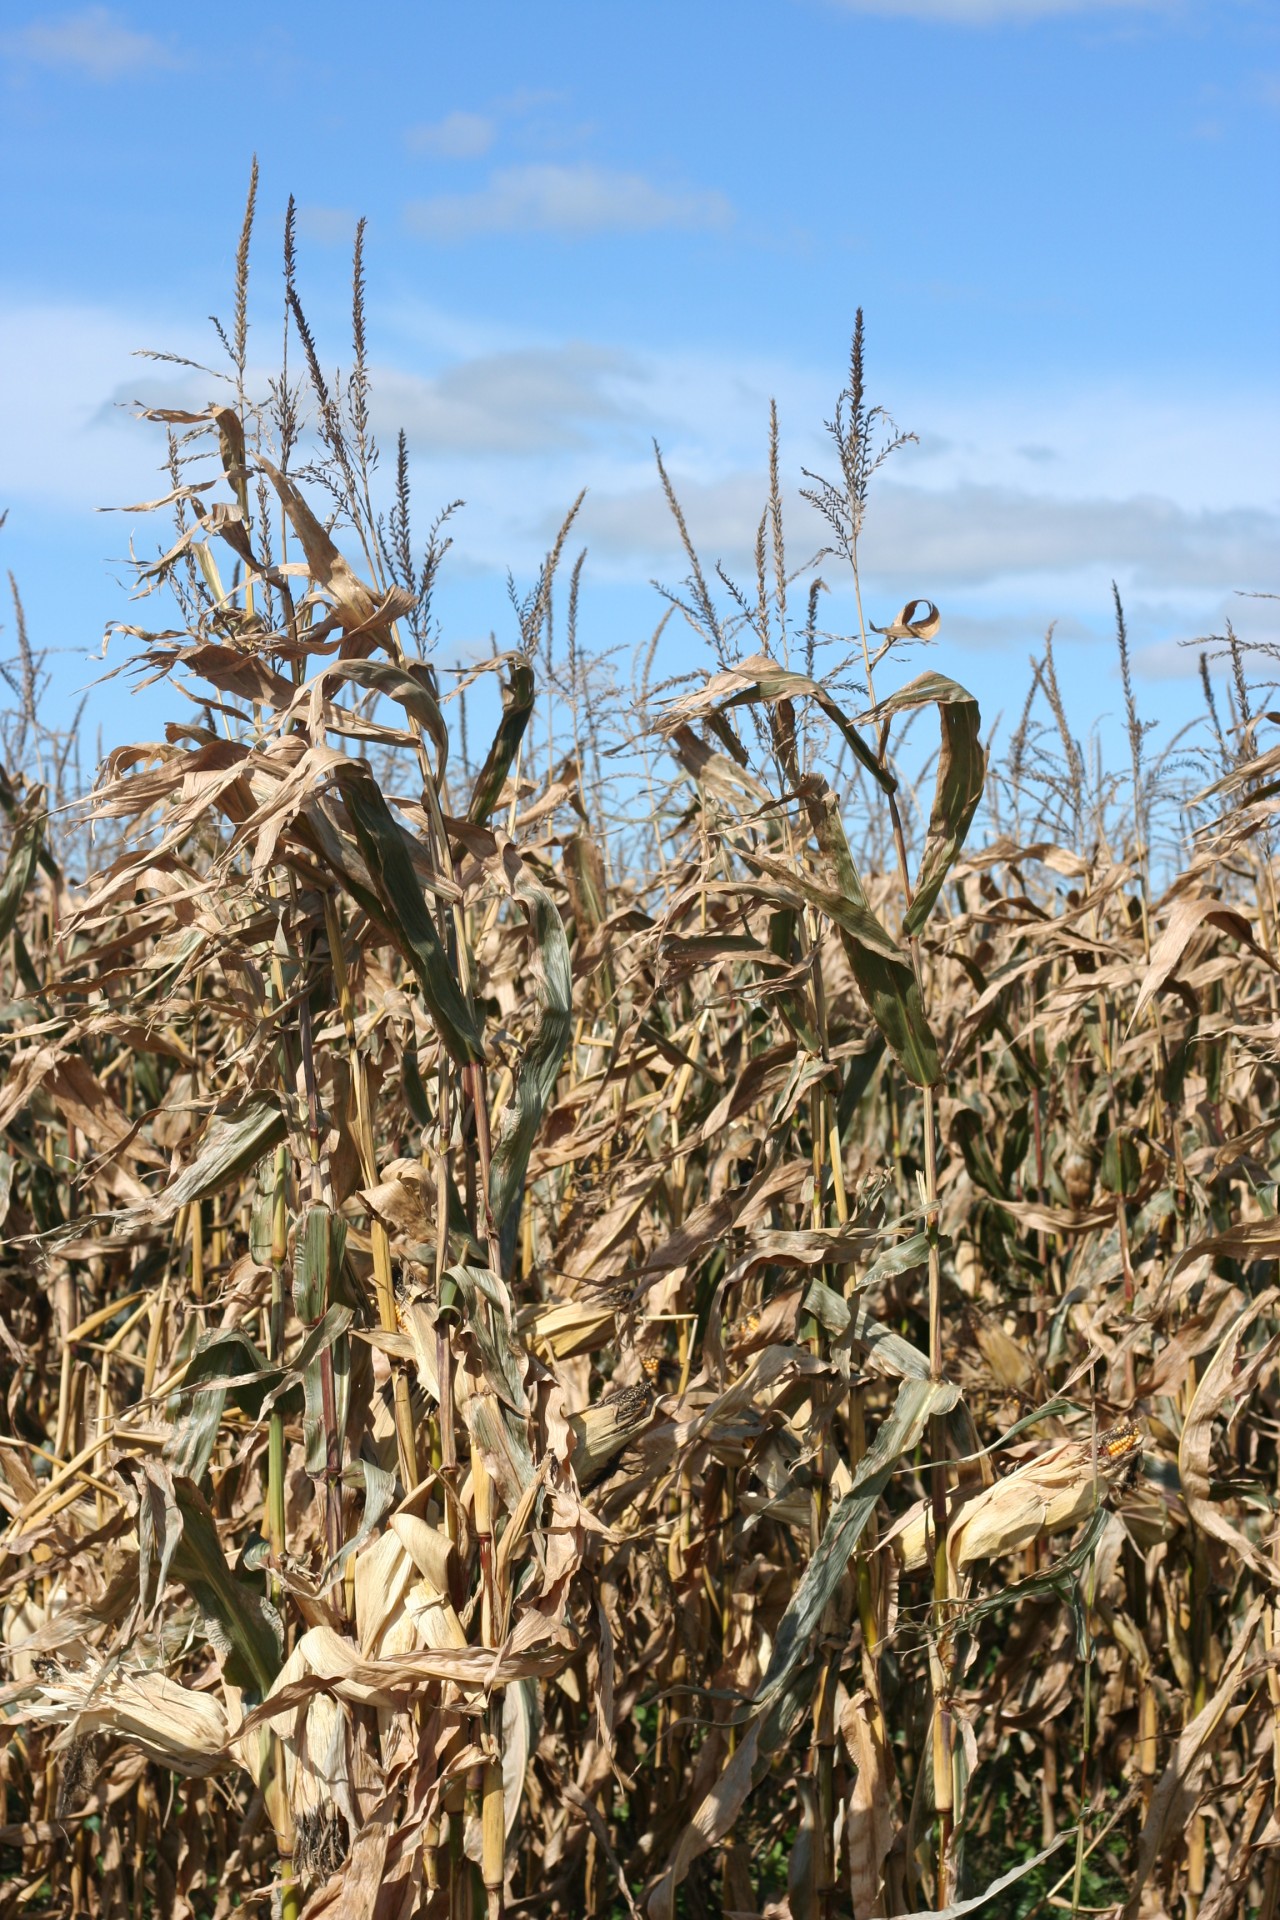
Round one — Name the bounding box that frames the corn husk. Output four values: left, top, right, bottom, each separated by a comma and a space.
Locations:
524, 1297, 619, 1360
567, 1380, 655, 1486
266, 1628, 361, 1884
891, 1419, 1143, 1575
26, 1662, 232, 1775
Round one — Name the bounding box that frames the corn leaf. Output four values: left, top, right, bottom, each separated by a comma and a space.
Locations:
107, 1096, 287, 1235
659, 652, 894, 795
0, 787, 45, 946
752, 1376, 959, 1710
488, 853, 573, 1236
168, 1326, 274, 1483
310, 659, 449, 782
334, 763, 484, 1066
170, 1477, 282, 1696
750, 795, 941, 1086
468, 656, 536, 825
872, 673, 985, 937
894, 1836, 1071, 1920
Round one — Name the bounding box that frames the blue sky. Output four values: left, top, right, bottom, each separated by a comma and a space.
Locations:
0, 0, 1277, 770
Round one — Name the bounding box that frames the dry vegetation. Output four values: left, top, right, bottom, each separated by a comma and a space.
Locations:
1, 177, 1278, 1920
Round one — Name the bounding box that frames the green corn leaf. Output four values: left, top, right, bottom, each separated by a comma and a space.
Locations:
892, 1837, 1072, 1920
325, 1458, 396, 1579
488, 854, 573, 1235
171, 1477, 282, 1696
0, 786, 46, 946
872, 672, 985, 937
256, 1302, 353, 1471
402, 1034, 433, 1129
448, 1264, 527, 1414
751, 1376, 959, 1710
167, 1326, 274, 1483
468, 656, 536, 825
843, 1296, 931, 1380
334, 762, 484, 1067
106, 1096, 287, 1235
750, 794, 940, 1087
293, 1203, 346, 1323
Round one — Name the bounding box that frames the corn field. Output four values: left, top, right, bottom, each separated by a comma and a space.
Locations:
1, 181, 1277, 1920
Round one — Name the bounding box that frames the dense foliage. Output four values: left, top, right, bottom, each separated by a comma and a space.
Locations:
1, 183, 1276, 1919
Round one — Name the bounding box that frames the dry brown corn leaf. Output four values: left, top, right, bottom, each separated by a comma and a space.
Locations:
1125, 1596, 1266, 1917
242, 1623, 571, 1730
1132, 894, 1263, 1022
647, 1718, 766, 1920
1169, 1217, 1280, 1281
657, 650, 893, 795
840, 1687, 897, 1920
29, 1664, 232, 1776
1178, 1290, 1279, 1584
257, 458, 380, 633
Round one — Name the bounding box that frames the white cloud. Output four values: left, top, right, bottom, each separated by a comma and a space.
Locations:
871, 483, 1277, 590
405, 110, 496, 159
824, 0, 1167, 19
405, 164, 733, 240
1, 6, 179, 79
556, 471, 1278, 598
370, 344, 647, 455
0, 303, 192, 510
1135, 594, 1280, 679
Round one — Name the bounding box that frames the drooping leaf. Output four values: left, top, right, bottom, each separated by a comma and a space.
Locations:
0, 786, 46, 946
871, 672, 985, 937
752, 1376, 959, 1709
752, 791, 941, 1086
893, 1836, 1072, 1920
327, 1458, 396, 1578
281, 1303, 354, 1480
468, 656, 536, 825
488, 851, 573, 1235
170, 1477, 283, 1696
333, 763, 484, 1067
302, 658, 449, 783
657, 652, 893, 794
168, 1326, 274, 1483
102, 1096, 287, 1237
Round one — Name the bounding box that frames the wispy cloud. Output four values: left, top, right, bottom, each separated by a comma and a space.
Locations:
405, 163, 733, 240
823, 0, 1168, 21
1, 6, 180, 80
370, 344, 646, 455
405, 109, 496, 159
871, 483, 1277, 590
1136, 593, 1280, 678
563, 473, 1278, 596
